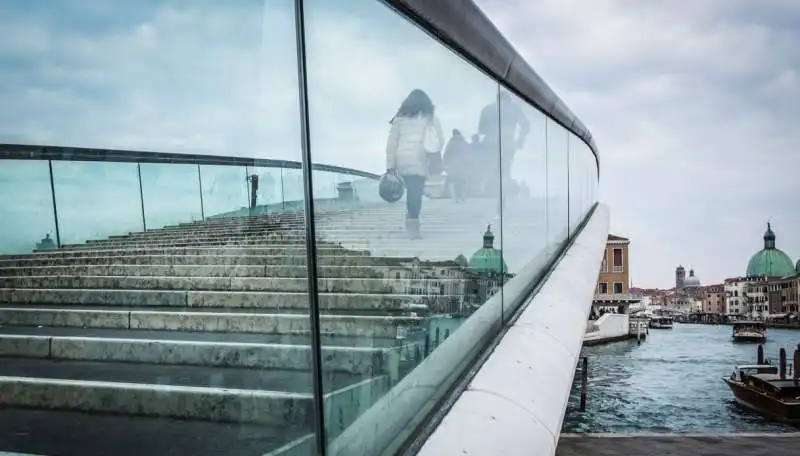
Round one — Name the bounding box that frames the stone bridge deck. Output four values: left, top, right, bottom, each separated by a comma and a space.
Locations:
557, 433, 800, 456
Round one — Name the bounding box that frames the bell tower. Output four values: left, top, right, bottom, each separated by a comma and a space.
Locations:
675, 265, 686, 290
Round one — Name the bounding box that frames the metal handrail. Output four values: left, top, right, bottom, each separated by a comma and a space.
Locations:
0, 143, 381, 180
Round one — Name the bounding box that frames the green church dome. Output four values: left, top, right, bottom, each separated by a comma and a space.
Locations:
796, 259, 800, 274
468, 225, 507, 274
746, 223, 795, 277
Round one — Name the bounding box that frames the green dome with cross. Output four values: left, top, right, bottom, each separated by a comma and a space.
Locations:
746, 223, 795, 278
468, 225, 507, 274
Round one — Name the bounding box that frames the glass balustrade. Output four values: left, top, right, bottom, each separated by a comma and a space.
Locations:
0, 0, 599, 455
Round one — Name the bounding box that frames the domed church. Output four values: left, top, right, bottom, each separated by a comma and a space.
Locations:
746, 223, 795, 278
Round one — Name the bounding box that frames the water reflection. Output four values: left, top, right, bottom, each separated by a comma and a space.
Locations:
564, 323, 800, 433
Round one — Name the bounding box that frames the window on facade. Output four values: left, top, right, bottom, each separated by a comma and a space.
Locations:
598, 282, 608, 294
613, 283, 623, 294
600, 255, 608, 272
613, 249, 623, 267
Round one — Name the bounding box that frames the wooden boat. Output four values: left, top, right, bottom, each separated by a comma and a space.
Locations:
649, 316, 673, 329
732, 321, 767, 342
723, 364, 800, 423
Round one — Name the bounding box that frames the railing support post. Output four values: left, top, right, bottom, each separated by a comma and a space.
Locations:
137, 163, 147, 231
579, 356, 588, 411
47, 160, 61, 247
197, 164, 205, 222
293, 0, 327, 453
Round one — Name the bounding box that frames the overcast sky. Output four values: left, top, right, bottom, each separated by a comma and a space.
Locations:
478, 0, 800, 288
0, 0, 796, 288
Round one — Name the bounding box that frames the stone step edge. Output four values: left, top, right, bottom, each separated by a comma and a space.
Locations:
0, 306, 420, 337
0, 306, 421, 321
0, 334, 394, 374
0, 375, 311, 425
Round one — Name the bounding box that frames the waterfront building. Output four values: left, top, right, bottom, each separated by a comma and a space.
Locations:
593, 234, 640, 315
597, 234, 630, 295
703, 284, 725, 314
724, 278, 748, 316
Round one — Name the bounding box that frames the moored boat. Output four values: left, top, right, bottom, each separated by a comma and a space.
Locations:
723, 363, 800, 423
649, 316, 673, 329
732, 321, 767, 342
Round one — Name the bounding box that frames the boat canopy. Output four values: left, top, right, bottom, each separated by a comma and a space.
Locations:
732, 321, 767, 328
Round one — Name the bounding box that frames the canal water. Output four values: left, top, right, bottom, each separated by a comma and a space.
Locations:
563, 323, 800, 433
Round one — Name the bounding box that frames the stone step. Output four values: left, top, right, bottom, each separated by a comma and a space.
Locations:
82, 235, 310, 246
4, 246, 370, 260
0, 288, 435, 313
0, 358, 390, 425
0, 254, 410, 268
58, 242, 351, 251
0, 264, 386, 279
0, 324, 407, 347
0, 306, 422, 337
0, 363, 313, 426
0, 330, 396, 374
0, 275, 437, 294
0, 407, 308, 456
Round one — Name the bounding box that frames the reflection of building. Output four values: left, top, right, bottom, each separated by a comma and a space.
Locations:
378, 226, 512, 317
35, 233, 56, 251
464, 225, 508, 307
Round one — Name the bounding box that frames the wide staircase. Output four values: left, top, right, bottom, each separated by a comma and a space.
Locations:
0, 197, 519, 456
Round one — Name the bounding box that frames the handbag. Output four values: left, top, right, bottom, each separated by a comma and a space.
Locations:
422, 118, 442, 154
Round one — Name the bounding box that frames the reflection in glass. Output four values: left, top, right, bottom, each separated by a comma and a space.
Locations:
200, 165, 249, 220
546, 119, 570, 253
280, 168, 306, 212
0, 0, 318, 455
304, 0, 505, 452
498, 88, 548, 276
140, 163, 203, 230
0, 160, 58, 253
51, 161, 143, 246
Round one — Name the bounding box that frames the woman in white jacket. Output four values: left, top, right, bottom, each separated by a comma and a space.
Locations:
385, 89, 444, 239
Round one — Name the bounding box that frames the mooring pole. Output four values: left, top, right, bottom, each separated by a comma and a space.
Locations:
757, 344, 764, 365
794, 348, 799, 386
579, 356, 588, 411
779, 348, 787, 379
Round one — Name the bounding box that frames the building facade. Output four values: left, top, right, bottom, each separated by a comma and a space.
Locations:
597, 234, 630, 295
703, 284, 725, 314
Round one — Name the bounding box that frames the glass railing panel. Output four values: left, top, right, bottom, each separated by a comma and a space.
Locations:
303, 0, 504, 453
280, 167, 306, 213
0, 1, 302, 163
497, 87, 549, 318
241, 166, 286, 216
199, 164, 250, 220
139, 163, 203, 230
0, 0, 318, 455
0, 160, 58, 253
588, 142, 600, 211
568, 135, 585, 234
546, 119, 571, 255
51, 161, 143, 246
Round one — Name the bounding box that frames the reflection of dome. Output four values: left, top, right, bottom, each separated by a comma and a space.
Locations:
684, 269, 701, 287
746, 223, 795, 277
468, 225, 507, 274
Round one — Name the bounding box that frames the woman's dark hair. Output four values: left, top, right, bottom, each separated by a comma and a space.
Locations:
391, 89, 434, 122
